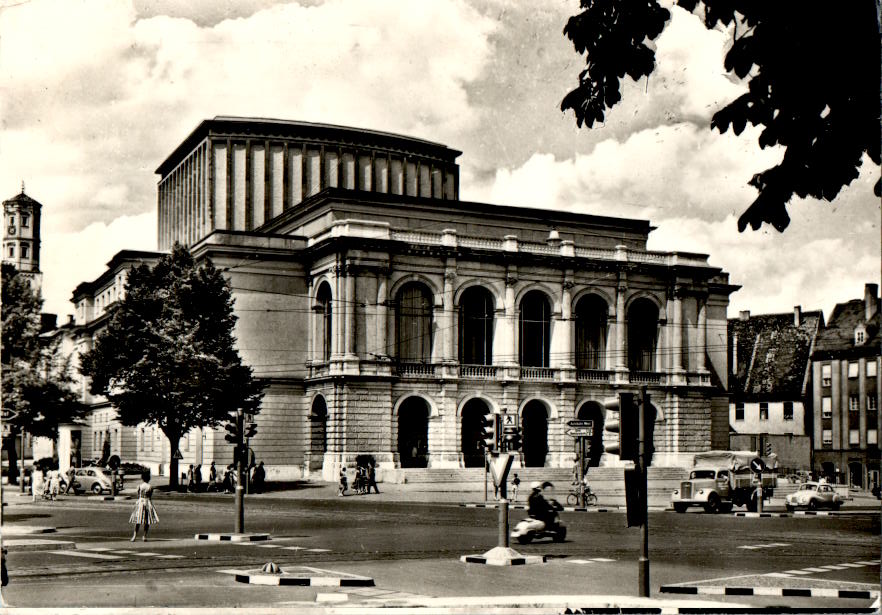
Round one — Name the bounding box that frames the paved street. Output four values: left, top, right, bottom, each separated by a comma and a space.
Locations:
2, 483, 879, 610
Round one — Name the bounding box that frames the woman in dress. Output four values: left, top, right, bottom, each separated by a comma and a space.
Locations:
130, 470, 159, 541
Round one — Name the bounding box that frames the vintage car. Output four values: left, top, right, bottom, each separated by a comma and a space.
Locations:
785, 481, 843, 511
71, 468, 114, 494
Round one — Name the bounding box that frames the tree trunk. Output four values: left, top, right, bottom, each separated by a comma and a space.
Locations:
2, 434, 19, 484
167, 435, 181, 489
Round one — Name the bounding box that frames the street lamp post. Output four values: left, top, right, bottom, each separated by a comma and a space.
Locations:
235, 409, 245, 534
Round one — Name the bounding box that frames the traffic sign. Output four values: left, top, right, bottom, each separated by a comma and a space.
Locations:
0, 409, 19, 421
567, 428, 593, 437
749, 457, 765, 473
501, 414, 517, 427
502, 426, 518, 434
173, 449, 183, 460
567, 419, 593, 428
488, 453, 514, 487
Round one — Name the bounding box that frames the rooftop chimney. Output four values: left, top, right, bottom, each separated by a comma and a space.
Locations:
865, 283, 878, 321
793, 305, 802, 326
739, 310, 750, 321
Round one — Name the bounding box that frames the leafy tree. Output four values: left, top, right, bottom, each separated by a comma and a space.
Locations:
79, 244, 264, 488
1, 264, 86, 482
561, 0, 881, 232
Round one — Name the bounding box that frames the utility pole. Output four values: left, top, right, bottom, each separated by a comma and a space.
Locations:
20, 429, 26, 493
235, 409, 245, 533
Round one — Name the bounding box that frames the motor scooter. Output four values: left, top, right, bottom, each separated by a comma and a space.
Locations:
510, 498, 567, 544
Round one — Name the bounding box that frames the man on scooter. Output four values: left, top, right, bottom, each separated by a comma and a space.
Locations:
527, 481, 556, 530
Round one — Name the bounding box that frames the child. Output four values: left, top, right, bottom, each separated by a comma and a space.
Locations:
511, 473, 521, 501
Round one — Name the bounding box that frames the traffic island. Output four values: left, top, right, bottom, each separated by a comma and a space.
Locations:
460, 546, 546, 566
219, 563, 374, 587
195, 532, 270, 542
733, 512, 790, 518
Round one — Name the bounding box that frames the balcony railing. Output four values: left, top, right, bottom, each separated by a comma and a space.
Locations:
630, 371, 664, 385
520, 367, 554, 380
395, 362, 436, 377
308, 363, 329, 378
576, 369, 613, 383
459, 364, 499, 379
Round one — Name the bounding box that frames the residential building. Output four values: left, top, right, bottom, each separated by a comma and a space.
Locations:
728, 306, 823, 472
68, 117, 740, 480
810, 284, 881, 489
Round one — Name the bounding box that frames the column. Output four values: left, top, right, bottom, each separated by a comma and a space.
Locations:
333, 262, 344, 358
697, 296, 707, 372
443, 264, 456, 362
673, 289, 684, 373
559, 279, 574, 369
308, 277, 316, 363
506, 270, 518, 366
615, 282, 627, 372
376, 270, 388, 358
345, 265, 356, 358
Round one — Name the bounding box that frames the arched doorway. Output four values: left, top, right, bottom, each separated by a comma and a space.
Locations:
308, 396, 328, 471
522, 400, 548, 467
461, 398, 491, 468
576, 401, 604, 468
398, 397, 429, 468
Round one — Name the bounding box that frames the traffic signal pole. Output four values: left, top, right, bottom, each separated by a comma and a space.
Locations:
638, 387, 650, 598
235, 409, 245, 534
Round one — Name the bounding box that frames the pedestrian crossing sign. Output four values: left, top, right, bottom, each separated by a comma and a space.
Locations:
501, 414, 516, 427
173, 449, 183, 460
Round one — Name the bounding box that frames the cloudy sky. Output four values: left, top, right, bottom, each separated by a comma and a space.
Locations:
2, 0, 879, 320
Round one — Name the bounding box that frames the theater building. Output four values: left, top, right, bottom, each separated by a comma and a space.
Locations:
73, 117, 738, 480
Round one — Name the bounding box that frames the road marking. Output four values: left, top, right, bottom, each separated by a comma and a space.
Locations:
48, 550, 123, 560
802, 567, 831, 573
838, 562, 866, 568
856, 560, 879, 566
818, 564, 848, 570
568, 557, 615, 564
738, 543, 791, 550
306, 548, 331, 552
783, 569, 814, 575
134, 552, 162, 557
82, 547, 113, 552
156, 555, 184, 559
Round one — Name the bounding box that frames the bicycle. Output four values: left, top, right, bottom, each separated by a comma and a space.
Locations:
566, 484, 597, 507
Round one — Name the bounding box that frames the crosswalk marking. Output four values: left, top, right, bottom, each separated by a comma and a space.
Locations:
802, 567, 834, 573
568, 557, 616, 565
82, 547, 113, 552
48, 550, 122, 560
818, 564, 848, 570
838, 562, 866, 568
856, 560, 879, 566
156, 554, 184, 559
738, 543, 791, 550
783, 569, 814, 575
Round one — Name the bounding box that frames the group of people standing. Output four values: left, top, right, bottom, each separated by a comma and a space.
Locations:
338, 463, 380, 496
186, 460, 266, 494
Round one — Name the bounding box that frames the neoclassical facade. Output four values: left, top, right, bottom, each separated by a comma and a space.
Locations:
70, 117, 738, 480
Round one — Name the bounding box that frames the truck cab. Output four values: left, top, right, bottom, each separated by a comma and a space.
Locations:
671, 451, 778, 514
671, 467, 734, 513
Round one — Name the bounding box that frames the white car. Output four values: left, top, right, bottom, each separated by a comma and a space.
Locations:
785, 482, 842, 511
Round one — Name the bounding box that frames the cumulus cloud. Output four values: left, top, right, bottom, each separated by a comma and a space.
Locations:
40, 212, 158, 318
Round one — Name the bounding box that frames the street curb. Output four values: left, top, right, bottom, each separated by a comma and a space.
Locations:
89, 495, 132, 501
660, 584, 880, 599
195, 533, 270, 542
2, 525, 57, 535
733, 512, 790, 517
219, 568, 374, 587
460, 553, 547, 566
460, 503, 616, 513
4, 539, 76, 552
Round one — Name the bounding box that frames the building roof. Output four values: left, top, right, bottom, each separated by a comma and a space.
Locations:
813, 297, 881, 360
729, 309, 824, 400
155, 116, 462, 176
71, 250, 162, 301
3, 191, 43, 210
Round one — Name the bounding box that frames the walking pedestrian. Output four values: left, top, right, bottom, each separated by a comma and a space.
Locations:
367, 462, 380, 494
194, 464, 202, 492
251, 461, 265, 494
186, 464, 195, 493
130, 471, 159, 541
209, 461, 218, 487
47, 469, 60, 501
511, 473, 520, 501
338, 467, 348, 496
64, 466, 77, 495
31, 466, 44, 502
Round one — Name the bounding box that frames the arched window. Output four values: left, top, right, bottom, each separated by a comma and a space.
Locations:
628, 298, 659, 372
459, 286, 494, 365
315, 282, 333, 362
575, 295, 608, 370
577, 401, 605, 468
461, 398, 492, 468
519, 291, 551, 367
398, 397, 429, 468
396, 283, 433, 361
522, 401, 548, 467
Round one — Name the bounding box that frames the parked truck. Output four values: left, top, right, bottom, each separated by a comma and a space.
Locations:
671, 450, 778, 513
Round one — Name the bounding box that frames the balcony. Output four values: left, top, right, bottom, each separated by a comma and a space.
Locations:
395, 362, 437, 377
520, 367, 554, 381
576, 369, 613, 383
308, 363, 329, 378
630, 371, 664, 385
459, 364, 500, 379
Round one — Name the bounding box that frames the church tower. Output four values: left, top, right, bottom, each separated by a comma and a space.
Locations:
3, 186, 43, 290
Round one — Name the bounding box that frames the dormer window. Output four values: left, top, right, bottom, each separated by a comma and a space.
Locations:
855, 325, 866, 345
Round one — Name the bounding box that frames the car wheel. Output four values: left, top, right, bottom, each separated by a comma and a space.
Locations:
704, 493, 720, 514
91, 483, 103, 494
516, 534, 532, 545
832, 502, 841, 511
673, 503, 687, 513
719, 503, 733, 514
808, 499, 817, 511
786, 504, 794, 513
553, 527, 567, 542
